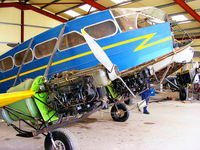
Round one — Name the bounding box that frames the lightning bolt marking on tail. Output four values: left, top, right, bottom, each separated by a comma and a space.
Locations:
134, 33, 172, 52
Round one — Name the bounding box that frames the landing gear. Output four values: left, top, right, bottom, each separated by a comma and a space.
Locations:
44, 128, 77, 150
124, 97, 134, 106
111, 103, 129, 122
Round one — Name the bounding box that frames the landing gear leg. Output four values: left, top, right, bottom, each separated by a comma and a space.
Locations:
44, 128, 77, 150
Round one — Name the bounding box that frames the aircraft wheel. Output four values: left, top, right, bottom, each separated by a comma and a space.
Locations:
44, 128, 77, 150
111, 103, 129, 122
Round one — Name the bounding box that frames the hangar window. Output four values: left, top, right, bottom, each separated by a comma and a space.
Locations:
59, 32, 86, 50
84, 20, 117, 39
0, 56, 13, 72
14, 49, 33, 66
34, 38, 57, 59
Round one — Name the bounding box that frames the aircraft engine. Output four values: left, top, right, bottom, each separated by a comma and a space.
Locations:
47, 76, 104, 115
112, 69, 151, 96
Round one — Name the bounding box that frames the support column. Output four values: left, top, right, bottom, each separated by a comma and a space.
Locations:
21, 9, 24, 43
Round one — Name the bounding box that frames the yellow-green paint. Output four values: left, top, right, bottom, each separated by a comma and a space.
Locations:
32, 76, 58, 122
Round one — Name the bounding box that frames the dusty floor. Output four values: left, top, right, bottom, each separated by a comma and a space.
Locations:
0, 91, 200, 150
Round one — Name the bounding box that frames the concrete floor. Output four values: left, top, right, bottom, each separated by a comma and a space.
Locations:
0, 92, 200, 150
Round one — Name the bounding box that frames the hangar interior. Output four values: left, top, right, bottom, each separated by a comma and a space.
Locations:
0, 0, 200, 150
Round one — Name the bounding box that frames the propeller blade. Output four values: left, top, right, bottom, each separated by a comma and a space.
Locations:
0, 90, 35, 107
81, 29, 136, 97
81, 29, 114, 73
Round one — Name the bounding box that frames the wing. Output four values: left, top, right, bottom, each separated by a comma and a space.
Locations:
0, 90, 35, 107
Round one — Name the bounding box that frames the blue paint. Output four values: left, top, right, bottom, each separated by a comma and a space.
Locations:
0, 9, 173, 93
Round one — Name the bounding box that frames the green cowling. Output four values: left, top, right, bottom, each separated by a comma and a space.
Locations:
31, 76, 58, 122
6, 79, 39, 123
2, 76, 58, 124
106, 85, 119, 99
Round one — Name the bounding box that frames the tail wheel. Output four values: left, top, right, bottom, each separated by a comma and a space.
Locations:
111, 103, 129, 122
44, 128, 77, 150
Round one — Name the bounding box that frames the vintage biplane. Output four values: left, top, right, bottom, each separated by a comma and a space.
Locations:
0, 7, 193, 149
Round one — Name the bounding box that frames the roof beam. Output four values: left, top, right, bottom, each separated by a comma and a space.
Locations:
110, 0, 141, 8
0, 21, 51, 29
25, 4, 68, 22
176, 36, 200, 40
184, 0, 196, 2
31, 2, 83, 6
169, 8, 200, 17
156, 2, 176, 8
55, 4, 83, 15
55, 0, 103, 15
81, 0, 107, 10
173, 0, 200, 23
175, 32, 200, 39
0, 3, 21, 8
40, 0, 61, 9
192, 45, 200, 47
181, 27, 200, 31
0, 3, 68, 22
174, 27, 200, 32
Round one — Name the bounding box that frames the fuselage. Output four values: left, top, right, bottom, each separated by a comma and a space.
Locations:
0, 7, 173, 93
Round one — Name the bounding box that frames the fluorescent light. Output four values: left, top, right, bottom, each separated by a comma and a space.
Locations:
79, 4, 97, 12
171, 15, 188, 22
177, 20, 192, 24
111, 0, 128, 4
119, 1, 132, 6
64, 10, 80, 17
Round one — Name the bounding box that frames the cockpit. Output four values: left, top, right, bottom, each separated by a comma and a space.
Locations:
111, 7, 168, 32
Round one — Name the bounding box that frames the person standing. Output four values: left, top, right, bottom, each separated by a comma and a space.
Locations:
137, 80, 152, 114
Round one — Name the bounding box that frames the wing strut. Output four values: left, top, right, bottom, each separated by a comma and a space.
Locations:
44, 24, 66, 77
13, 38, 34, 86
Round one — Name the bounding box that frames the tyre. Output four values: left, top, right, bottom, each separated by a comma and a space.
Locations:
44, 128, 77, 150
111, 103, 129, 122
179, 88, 186, 101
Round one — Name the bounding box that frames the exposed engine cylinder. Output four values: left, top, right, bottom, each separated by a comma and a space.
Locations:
48, 76, 105, 115
112, 69, 151, 96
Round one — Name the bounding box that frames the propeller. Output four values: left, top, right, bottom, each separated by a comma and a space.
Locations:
81, 29, 135, 97
0, 90, 35, 107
